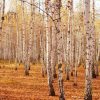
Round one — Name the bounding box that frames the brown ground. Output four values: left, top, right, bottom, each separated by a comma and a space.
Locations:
0, 62, 100, 100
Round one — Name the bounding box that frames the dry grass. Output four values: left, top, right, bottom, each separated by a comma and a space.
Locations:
0, 62, 100, 100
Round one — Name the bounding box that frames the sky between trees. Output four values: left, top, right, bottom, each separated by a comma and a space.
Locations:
5, 0, 100, 15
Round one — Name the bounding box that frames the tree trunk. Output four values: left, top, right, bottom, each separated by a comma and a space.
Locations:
51, 4, 57, 79
55, 0, 65, 99
91, 0, 96, 78
66, 0, 72, 80
84, 0, 92, 99
45, 0, 55, 96
21, 1, 29, 75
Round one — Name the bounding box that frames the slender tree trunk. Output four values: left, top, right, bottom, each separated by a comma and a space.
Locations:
55, 0, 65, 99
21, 1, 29, 75
15, 0, 19, 70
27, 0, 35, 70
84, 0, 92, 99
70, 0, 74, 77
73, 34, 77, 86
15, 13, 19, 70
51, 3, 57, 79
40, 29, 45, 77
91, 0, 98, 78
40, 10, 47, 77
66, 0, 72, 80
45, 0, 55, 96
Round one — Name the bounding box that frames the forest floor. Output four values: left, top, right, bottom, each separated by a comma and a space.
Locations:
0, 62, 100, 100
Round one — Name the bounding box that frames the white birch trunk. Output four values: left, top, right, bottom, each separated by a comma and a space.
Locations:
45, 0, 55, 96
55, 0, 65, 99
51, 3, 57, 79
21, 1, 29, 75
84, 0, 92, 99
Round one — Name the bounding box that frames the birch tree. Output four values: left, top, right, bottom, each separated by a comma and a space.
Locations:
40, 10, 47, 77
55, 0, 65, 99
84, 0, 93, 99
26, 0, 35, 70
15, 3, 20, 70
66, 0, 73, 80
45, 0, 55, 96
21, 1, 29, 75
90, 0, 96, 78
51, 2, 57, 79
